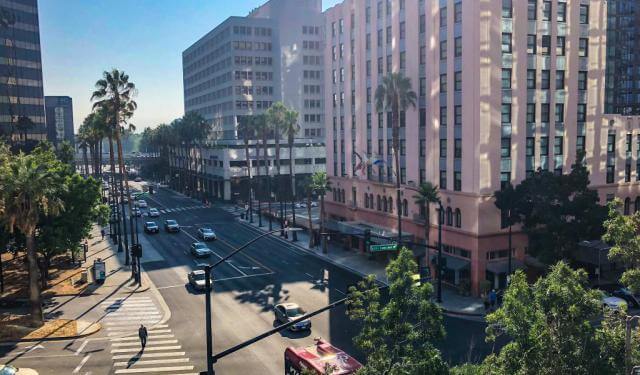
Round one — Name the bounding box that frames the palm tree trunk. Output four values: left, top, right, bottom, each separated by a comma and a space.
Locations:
108, 136, 120, 245
275, 125, 283, 232
82, 147, 89, 177
392, 109, 402, 247
425, 203, 431, 272
244, 138, 253, 222
99, 140, 103, 177
26, 231, 43, 326
289, 138, 297, 241
263, 132, 270, 227
320, 193, 327, 253
307, 189, 314, 247
114, 130, 132, 266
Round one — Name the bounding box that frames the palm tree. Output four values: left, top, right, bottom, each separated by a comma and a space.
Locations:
0, 152, 63, 326
237, 115, 255, 222
283, 109, 300, 240
413, 182, 440, 268
176, 112, 210, 196
309, 172, 331, 253
256, 114, 271, 228
91, 69, 137, 265
253, 114, 268, 226
77, 138, 90, 176
266, 102, 287, 230
375, 73, 417, 246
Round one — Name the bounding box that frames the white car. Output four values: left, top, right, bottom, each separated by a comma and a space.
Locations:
148, 208, 160, 217
602, 296, 627, 311
310, 201, 318, 207
0, 364, 38, 375
137, 199, 148, 208
197, 227, 217, 241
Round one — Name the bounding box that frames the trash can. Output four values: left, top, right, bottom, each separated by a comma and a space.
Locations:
93, 258, 106, 284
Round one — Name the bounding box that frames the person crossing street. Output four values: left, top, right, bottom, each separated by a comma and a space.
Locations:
138, 324, 148, 349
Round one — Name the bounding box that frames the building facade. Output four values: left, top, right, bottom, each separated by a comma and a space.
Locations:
44, 96, 74, 147
605, 0, 640, 115
0, 0, 46, 141
323, 0, 640, 295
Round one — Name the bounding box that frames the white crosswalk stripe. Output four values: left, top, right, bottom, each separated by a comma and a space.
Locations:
101, 297, 195, 374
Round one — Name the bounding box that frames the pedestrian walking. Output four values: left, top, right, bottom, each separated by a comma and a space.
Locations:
138, 324, 148, 348
489, 289, 497, 310
100, 228, 105, 240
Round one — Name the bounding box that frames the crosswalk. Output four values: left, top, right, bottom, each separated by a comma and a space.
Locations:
158, 205, 207, 214
100, 296, 196, 374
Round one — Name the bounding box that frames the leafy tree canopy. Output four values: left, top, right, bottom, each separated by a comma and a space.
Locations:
602, 198, 640, 293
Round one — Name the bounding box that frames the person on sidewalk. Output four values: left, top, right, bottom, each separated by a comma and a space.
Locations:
488, 289, 497, 311
138, 324, 148, 349
100, 228, 105, 240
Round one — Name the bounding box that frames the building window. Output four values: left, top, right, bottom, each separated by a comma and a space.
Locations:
446, 207, 453, 226
440, 170, 447, 190
339, 18, 344, 34
439, 139, 447, 158
527, 103, 536, 123
556, 70, 565, 89
528, 0, 537, 20
454, 2, 462, 23
542, 1, 551, 21
366, 6, 371, 23
502, 68, 512, 89
527, 69, 536, 89
555, 103, 564, 123
527, 34, 537, 54
377, 195, 381, 210
557, 2, 566, 22
420, 139, 426, 156
624, 198, 631, 214
454, 172, 461, 191
540, 136, 549, 156
440, 74, 447, 93
606, 166, 614, 184
440, 40, 447, 60
386, 26, 391, 44
420, 78, 426, 96
455, 208, 461, 228
578, 71, 587, 90
419, 169, 426, 184
454, 37, 462, 57
454, 71, 462, 91
378, 57, 383, 74
402, 199, 408, 217
440, 6, 447, 27
577, 104, 586, 122
454, 105, 462, 126
607, 134, 616, 154
579, 38, 588, 57
501, 104, 511, 124
386, 54, 392, 72
454, 138, 462, 158
541, 70, 550, 89
500, 172, 511, 190
502, 33, 512, 53
556, 36, 565, 56
576, 136, 586, 155
636, 197, 640, 212
625, 164, 632, 183
420, 108, 426, 128
501, 138, 511, 158
541, 103, 550, 123
420, 14, 426, 33
502, 0, 512, 18
440, 106, 447, 126
400, 51, 406, 69
420, 45, 426, 65
580, 5, 589, 24
378, 113, 383, 128
541, 35, 551, 55
526, 137, 535, 157
554, 136, 563, 156
400, 21, 406, 39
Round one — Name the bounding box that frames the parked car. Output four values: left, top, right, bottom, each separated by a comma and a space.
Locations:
190, 242, 214, 258
294, 202, 307, 209
148, 208, 160, 217
0, 364, 38, 375
596, 284, 640, 309
602, 295, 628, 312
197, 227, 217, 241
144, 221, 159, 233
131, 207, 142, 217
273, 302, 311, 331
310, 201, 318, 207
164, 219, 180, 232
188, 270, 208, 291
137, 199, 148, 208
134, 177, 142, 182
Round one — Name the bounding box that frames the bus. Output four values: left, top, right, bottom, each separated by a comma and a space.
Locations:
284, 338, 362, 375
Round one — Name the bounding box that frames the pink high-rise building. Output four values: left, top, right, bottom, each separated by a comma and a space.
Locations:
323, 0, 640, 295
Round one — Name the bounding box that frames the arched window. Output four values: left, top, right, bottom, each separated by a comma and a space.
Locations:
377, 195, 381, 210
625, 197, 631, 215
635, 197, 640, 213
383, 197, 388, 212
364, 192, 369, 208
369, 194, 374, 208
388, 197, 393, 213
446, 207, 453, 226
455, 208, 461, 228
439, 206, 445, 224
402, 199, 408, 217
332, 188, 337, 201
342, 189, 346, 203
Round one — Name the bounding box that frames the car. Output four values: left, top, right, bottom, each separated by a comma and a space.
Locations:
0, 364, 38, 375
131, 207, 142, 217
602, 295, 628, 312
134, 177, 142, 182
190, 242, 214, 258
310, 201, 318, 207
164, 219, 180, 232
144, 221, 159, 233
148, 208, 160, 218
197, 227, 217, 241
596, 284, 640, 309
188, 270, 209, 291
137, 199, 148, 208
274, 302, 311, 331
294, 202, 307, 209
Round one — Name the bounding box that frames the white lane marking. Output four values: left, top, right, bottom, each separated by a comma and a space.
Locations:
113, 358, 190, 367
334, 288, 347, 296
75, 340, 88, 355
107, 325, 167, 331
110, 335, 174, 342
107, 329, 172, 336
72, 353, 91, 373
112, 351, 185, 360
111, 345, 181, 354
114, 365, 194, 374
305, 273, 313, 278
112, 340, 177, 347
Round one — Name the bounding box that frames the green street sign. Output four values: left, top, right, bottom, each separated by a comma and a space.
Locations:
369, 243, 398, 252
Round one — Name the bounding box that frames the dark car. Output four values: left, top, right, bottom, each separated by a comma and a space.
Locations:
274, 302, 311, 331
596, 284, 640, 309
164, 219, 180, 233
188, 270, 208, 291
144, 221, 159, 233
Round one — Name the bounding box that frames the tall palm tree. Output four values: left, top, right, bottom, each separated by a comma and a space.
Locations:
253, 114, 267, 225
256, 114, 271, 228
77, 138, 90, 176
310, 171, 331, 253
91, 69, 137, 265
413, 182, 440, 268
237, 115, 255, 222
0, 152, 63, 326
375, 72, 417, 246
283, 109, 300, 240
266, 102, 287, 230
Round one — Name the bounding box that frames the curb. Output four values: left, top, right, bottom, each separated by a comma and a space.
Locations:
0, 321, 102, 343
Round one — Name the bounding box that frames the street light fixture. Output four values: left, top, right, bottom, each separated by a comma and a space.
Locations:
203, 227, 301, 375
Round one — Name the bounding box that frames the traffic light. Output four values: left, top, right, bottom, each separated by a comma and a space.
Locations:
363, 229, 371, 251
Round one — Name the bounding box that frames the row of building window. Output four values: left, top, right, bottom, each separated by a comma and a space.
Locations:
234, 85, 274, 96
302, 25, 321, 35
234, 56, 273, 66
234, 71, 273, 81
232, 41, 272, 51
232, 26, 272, 37
235, 100, 273, 110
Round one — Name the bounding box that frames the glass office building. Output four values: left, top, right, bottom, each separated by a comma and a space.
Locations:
0, 0, 46, 141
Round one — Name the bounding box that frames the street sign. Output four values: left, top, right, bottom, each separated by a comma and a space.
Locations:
369, 243, 398, 252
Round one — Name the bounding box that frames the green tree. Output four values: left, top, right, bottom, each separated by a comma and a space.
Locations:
375, 73, 417, 246
347, 247, 448, 375
602, 198, 640, 294
0, 150, 63, 325
412, 182, 439, 258
309, 172, 331, 253
480, 262, 634, 375
494, 159, 607, 265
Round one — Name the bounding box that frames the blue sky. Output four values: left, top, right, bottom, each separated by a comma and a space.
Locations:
39, 0, 341, 132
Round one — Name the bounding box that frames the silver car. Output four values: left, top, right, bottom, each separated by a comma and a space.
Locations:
190, 242, 214, 258
197, 227, 217, 241
148, 208, 160, 217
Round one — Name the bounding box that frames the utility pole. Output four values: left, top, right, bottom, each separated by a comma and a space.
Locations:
204, 264, 214, 375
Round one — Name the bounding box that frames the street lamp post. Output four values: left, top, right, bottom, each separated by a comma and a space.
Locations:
203, 228, 300, 375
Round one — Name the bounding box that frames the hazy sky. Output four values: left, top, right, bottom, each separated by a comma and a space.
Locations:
39, 0, 341, 132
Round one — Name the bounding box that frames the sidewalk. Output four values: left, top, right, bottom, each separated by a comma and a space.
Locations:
229, 204, 486, 318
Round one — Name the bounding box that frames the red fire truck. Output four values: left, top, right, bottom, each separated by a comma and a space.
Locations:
284, 338, 363, 375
